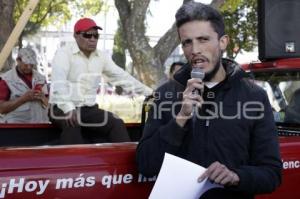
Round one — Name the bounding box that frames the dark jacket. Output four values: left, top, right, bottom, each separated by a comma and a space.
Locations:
136, 59, 282, 197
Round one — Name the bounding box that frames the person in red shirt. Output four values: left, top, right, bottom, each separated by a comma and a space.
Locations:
0, 48, 49, 123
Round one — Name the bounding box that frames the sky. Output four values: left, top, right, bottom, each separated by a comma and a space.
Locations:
147, 0, 213, 36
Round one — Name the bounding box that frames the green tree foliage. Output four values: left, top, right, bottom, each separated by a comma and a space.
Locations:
14, 0, 70, 36
221, 0, 257, 59
72, 0, 104, 17
14, 0, 103, 47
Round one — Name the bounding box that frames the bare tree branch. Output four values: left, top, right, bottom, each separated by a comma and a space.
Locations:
132, 0, 150, 17
154, 23, 179, 64
114, 0, 130, 39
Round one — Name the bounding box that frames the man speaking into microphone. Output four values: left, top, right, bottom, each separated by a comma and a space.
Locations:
136, 1, 281, 199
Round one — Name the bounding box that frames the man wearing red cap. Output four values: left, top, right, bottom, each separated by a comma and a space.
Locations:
49, 18, 152, 144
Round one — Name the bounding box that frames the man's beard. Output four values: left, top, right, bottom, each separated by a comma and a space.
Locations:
203, 56, 222, 82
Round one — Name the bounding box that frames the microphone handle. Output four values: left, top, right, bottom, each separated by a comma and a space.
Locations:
193, 88, 201, 96
192, 88, 202, 116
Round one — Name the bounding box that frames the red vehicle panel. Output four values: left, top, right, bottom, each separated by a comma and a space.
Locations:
0, 138, 299, 199
0, 143, 154, 199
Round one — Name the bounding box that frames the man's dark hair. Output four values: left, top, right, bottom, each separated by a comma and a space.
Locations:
169, 61, 185, 74
175, 1, 225, 38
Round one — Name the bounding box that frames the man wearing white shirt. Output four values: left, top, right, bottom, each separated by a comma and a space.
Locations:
49, 18, 152, 144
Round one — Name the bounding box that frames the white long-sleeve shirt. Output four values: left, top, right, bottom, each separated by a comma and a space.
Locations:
49, 42, 152, 113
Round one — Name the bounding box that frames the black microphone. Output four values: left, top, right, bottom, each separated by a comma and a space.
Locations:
191, 68, 205, 116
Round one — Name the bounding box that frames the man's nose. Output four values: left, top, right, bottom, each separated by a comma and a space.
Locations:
90, 36, 98, 42
191, 42, 202, 55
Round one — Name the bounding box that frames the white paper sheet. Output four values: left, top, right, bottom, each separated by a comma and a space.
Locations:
149, 153, 222, 199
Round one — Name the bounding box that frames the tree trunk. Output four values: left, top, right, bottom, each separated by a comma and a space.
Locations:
0, 0, 16, 72
114, 0, 225, 87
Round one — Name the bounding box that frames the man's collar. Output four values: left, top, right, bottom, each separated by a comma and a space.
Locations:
173, 58, 246, 87
173, 63, 191, 87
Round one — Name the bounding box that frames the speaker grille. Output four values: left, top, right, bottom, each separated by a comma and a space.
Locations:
258, 0, 300, 60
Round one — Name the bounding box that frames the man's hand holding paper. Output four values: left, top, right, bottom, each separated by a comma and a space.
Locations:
149, 153, 223, 199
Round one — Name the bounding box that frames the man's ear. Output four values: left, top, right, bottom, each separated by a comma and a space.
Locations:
219, 35, 229, 51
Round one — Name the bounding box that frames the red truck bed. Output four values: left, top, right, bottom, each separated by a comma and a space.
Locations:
0, 124, 300, 199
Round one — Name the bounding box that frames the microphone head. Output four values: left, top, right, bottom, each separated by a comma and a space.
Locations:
191, 68, 205, 80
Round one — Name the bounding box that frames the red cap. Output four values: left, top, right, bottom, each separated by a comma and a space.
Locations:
74, 18, 102, 33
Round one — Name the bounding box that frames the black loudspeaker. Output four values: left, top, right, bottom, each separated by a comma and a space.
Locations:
258, 0, 300, 60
